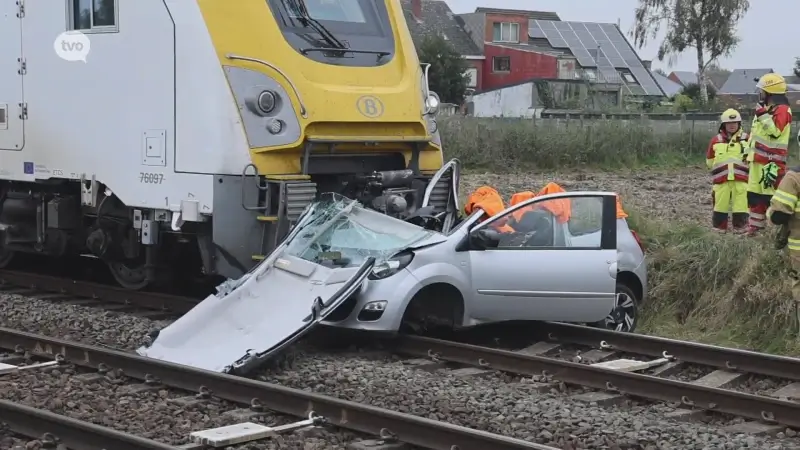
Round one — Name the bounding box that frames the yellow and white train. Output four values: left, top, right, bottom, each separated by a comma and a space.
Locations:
0, 0, 452, 288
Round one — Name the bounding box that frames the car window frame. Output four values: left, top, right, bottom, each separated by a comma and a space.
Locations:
468, 191, 618, 251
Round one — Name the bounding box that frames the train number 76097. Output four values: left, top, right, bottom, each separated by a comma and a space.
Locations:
139, 172, 165, 184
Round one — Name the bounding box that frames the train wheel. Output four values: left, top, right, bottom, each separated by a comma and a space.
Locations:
0, 249, 14, 269
107, 261, 150, 290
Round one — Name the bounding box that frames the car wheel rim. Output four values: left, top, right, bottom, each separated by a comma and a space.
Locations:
604, 291, 636, 332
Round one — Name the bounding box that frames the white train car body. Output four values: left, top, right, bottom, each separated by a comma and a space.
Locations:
0, 0, 446, 289
0, 0, 250, 215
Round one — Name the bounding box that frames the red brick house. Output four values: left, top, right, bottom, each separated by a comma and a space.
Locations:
456, 7, 664, 98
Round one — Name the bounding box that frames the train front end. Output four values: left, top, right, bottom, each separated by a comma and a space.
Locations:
198, 0, 448, 278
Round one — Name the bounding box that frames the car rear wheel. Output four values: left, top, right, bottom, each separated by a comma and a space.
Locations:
593, 282, 639, 333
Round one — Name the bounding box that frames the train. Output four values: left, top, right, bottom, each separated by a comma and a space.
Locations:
0, 0, 454, 289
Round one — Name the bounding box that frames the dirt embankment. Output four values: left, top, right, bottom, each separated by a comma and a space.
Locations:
461, 167, 709, 224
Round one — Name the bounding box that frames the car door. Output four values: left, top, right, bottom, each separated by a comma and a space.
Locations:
467, 192, 618, 323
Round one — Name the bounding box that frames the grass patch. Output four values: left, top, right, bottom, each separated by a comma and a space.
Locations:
628, 210, 800, 355
440, 116, 710, 171
440, 116, 800, 171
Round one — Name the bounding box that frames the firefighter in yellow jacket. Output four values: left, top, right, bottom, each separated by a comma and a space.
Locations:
745, 73, 793, 236
768, 168, 800, 336
706, 109, 749, 232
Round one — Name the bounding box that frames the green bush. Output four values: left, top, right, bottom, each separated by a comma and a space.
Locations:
439, 116, 799, 170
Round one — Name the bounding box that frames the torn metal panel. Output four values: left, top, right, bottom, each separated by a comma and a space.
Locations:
137, 255, 374, 374
138, 193, 436, 374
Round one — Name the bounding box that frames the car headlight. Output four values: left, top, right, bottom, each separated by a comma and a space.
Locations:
369, 252, 414, 280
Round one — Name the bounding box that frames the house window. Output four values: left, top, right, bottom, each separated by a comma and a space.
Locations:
465, 68, 478, 88
68, 0, 118, 32
492, 22, 519, 43
492, 56, 511, 73
621, 72, 636, 83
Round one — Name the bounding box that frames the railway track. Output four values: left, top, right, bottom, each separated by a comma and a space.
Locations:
0, 269, 198, 318
377, 327, 800, 435
0, 327, 555, 450
0, 399, 175, 449
3, 268, 800, 443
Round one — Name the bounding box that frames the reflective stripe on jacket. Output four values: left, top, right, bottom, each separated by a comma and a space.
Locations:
706, 131, 749, 184
769, 170, 800, 252
747, 105, 792, 168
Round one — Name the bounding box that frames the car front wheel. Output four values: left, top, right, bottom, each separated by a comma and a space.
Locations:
592, 282, 639, 333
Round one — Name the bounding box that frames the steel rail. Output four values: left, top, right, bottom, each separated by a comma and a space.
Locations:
0, 399, 177, 450
537, 322, 800, 381
0, 328, 556, 450
393, 334, 800, 428
0, 270, 197, 313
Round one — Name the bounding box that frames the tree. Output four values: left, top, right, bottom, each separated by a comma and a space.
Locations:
416, 35, 469, 105
633, 0, 749, 105
680, 82, 716, 101
794, 57, 800, 78
705, 62, 731, 88
653, 68, 668, 77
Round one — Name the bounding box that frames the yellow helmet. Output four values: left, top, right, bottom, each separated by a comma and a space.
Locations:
756, 73, 787, 95
720, 108, 742, 123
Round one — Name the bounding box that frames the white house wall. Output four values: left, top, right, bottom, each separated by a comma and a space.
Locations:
472, 83, 539, 118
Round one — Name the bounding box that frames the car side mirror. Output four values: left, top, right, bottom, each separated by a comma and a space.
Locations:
470, 228, 501, 250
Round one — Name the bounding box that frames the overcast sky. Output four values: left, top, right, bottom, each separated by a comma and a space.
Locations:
445, 0, 797, 75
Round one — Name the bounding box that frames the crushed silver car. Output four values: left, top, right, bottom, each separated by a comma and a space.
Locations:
138, 160, 647, 373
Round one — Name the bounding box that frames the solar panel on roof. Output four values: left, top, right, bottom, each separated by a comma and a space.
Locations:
572, 50, 595, 66
554, 21, 572, 31
533, 19, 664, 96
542, 28, 568, 47
630, 67, 662, 95
561, 29, 582, 45
529, 25, 546, 39
538, 20, 556, 29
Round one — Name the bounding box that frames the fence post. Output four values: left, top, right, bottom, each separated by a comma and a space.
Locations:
690, 117, 695, 153
640, 113, 646, 156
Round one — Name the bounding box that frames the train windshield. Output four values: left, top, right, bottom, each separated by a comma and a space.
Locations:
283, 0, 367, 23
267, 0, 396, 67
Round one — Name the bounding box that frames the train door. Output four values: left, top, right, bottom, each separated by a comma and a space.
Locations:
0, 0, 25, 151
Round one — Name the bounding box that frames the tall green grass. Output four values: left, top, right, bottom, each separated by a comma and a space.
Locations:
438, 116, 800, 170
627, 210, 800, 354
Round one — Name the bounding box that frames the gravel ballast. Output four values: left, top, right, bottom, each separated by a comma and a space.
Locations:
3, 293, 800, 449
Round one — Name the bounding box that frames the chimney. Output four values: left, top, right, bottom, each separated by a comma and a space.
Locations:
412, 0, 422, 21
641, 60, 652, 70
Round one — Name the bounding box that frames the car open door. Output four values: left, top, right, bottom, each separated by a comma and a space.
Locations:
466, 192, 618, 323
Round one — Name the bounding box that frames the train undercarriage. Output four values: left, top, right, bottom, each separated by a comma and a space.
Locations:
0, 154, 457, 291
0, 178, 208, 290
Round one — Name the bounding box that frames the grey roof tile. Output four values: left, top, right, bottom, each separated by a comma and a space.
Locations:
474, 7, 560, 21
400, 0, 482, 56
651, 71, 683, 97
718, 68, 774, 94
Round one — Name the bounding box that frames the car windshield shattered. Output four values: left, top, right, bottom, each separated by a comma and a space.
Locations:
284, 193, 436, 267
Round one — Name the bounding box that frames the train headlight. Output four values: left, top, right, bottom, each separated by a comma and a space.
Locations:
266, 118, 283, 134
425, 92, 440, 115
429, 118, 438, 134
257, 91, 277, 114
